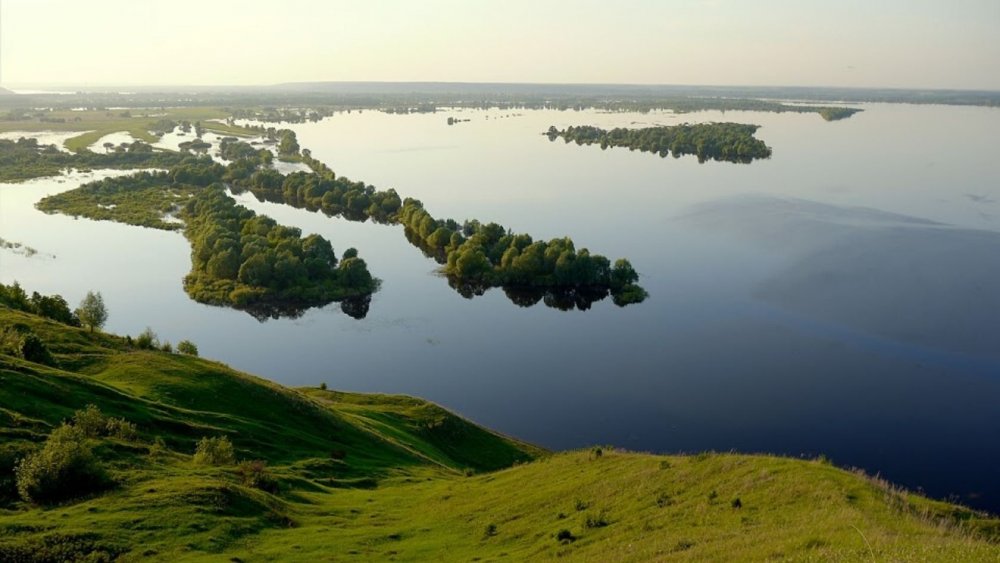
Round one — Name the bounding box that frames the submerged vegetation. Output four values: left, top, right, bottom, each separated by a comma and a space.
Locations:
0, 303, 996, 560
0, 137, 191, 183
548, 123, 772, 163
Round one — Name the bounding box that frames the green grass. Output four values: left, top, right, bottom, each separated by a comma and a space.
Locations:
0, 306, 996, 561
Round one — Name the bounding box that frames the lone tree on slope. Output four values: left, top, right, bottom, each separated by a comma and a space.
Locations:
75, 291, 108, 333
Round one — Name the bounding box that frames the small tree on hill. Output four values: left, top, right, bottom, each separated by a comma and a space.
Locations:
176, 340, 198, 356
75, 291, 108, 333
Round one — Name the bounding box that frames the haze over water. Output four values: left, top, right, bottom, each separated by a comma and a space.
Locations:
2, 103, 998, 510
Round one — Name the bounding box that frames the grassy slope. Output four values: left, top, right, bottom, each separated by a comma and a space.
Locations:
0, 307, 996, 561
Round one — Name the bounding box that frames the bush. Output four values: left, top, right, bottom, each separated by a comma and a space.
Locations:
193, 436, 235, 466
0, 442, 36, 504
160, 341, 173, 353
584, 510, 609, 528
0, 325, 55, 366
236, 460, 278, 493
556, 529, 576, 543
176, 339, 199, 356
18, 332, 56, 366
72, 404, 107, 438
656, 491, 673, 508
105, 418, 137, 441
15, 424, 109, 504
135, 327, 159, 350
148, 437, 168, 458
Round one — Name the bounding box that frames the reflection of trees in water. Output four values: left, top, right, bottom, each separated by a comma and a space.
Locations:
446, 280, 612, 311
237, 301, 310, 322
339, 294, 371, 319
234, 294, 370, 322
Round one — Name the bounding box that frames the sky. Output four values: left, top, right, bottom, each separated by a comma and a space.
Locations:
1, 0, 998, 90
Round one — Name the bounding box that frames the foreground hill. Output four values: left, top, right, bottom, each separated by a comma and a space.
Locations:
0, 306, 997, 561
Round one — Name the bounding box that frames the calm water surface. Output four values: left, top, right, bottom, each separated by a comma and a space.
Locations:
2, 104, 998, 511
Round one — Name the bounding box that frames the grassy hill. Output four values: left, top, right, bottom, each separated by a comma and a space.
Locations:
0, 306, 997, 561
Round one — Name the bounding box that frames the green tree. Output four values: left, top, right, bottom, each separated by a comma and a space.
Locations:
177, 340, 199, 356
15, 424, 109, 504
75, 291, 108, 333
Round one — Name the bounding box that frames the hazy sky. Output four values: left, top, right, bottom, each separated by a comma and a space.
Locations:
2, 0, 998, 89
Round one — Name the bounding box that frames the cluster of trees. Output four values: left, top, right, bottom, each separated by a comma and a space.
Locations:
549, 123, 772, 163
222, 144, 646, 307
181, 185, 376, 318
31, 120, 647, 313
179, 139, 212, 153
0, 137, 192, 182
219, 137, 271, 163
229, 107, 332, 124
0, 282, 80, 327
397, 200, 647, 306
0, 283, 107, 366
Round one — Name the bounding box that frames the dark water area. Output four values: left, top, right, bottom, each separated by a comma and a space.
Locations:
2, 104, 999, 511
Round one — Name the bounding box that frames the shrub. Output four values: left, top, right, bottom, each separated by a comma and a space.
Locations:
484, 523, 498, 537
193, 436, 235, 466
0, 325, 55, 366
556, 529, 576, 543
574, 499, 589, 511
160, 341, 173, 353
0, 442, 36, 503
72, 404, 107, 438
176, 339, 198, 356
656, 491, 673, 508
19, 332, 56, 366
236, 460, 278, 493
15, 424, 109, 504
319, 382, 327, 391
105, 417, 137, 441
148, 437, 168, 458
135, 327, 159, 350
584, 510, 609, 528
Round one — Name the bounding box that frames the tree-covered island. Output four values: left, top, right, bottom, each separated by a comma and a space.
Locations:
547, 123, 772, 163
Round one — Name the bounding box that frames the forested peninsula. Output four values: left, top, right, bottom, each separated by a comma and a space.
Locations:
37, 161, 377, 320
547, 123, 772, 163
29, 130, 647, 316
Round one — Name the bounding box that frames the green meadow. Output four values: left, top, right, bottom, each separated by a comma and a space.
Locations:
0, 305, 997, 561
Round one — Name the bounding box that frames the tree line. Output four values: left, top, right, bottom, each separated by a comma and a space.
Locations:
548, 123, 772, 163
